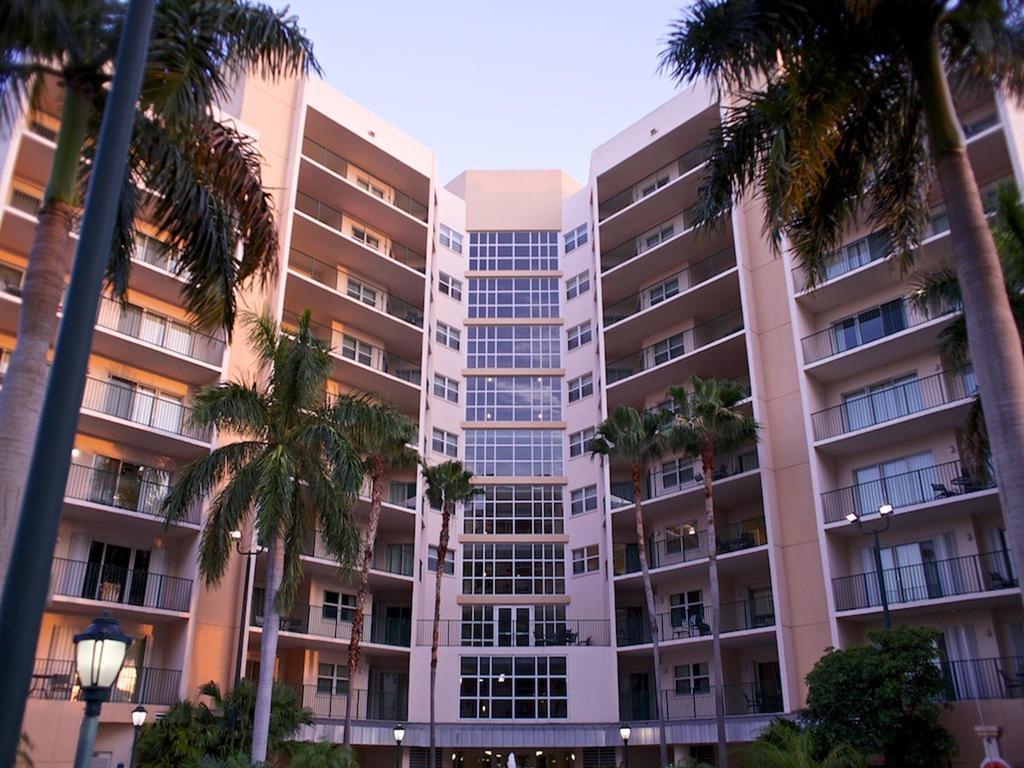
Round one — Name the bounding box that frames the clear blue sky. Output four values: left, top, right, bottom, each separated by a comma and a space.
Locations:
284, 0, 690, 184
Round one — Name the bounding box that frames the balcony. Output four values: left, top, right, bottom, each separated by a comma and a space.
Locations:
64, 462, 200, 526
78, 376, 212, 456
415, 618, 612, 647
613, 516, 768, 577
611, 449, 759, 510
940, 656, 1024, 701
832, 551, 1017, 613
251, 603, 412, 647
619, 681, 783, 721
50, 557, 193, 614
29, 658, 180, 705
616, 594, 775, 647
296, 685, 408, 721
810, 368, 976, 451
302, 537, 414, 579
821, 459, 996, 525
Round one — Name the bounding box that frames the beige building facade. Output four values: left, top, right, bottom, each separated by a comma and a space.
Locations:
2, 70, 1022, 768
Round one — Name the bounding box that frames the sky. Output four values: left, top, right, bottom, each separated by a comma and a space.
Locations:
283, 0, 690, 185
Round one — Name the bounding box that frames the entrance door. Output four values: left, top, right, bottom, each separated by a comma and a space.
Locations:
496, 607, 531, 646
620, 672, 651, 719
369, 669, 408, 720
755, 661, 782, 711
83, 541, 150, 605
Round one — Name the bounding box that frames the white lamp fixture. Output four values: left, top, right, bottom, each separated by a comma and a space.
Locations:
131, 704, 147, 728
74, 611, 132, 695
619, 724, 631, 742
229, 529, 243, 541
393, 723, 405, 744
878, 502, 894, 516
845, 511, 859, 524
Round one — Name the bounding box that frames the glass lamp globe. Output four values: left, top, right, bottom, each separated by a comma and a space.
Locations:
74, 611, 132, 690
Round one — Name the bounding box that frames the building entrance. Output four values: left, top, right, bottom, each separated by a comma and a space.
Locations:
454, 750, 577, 768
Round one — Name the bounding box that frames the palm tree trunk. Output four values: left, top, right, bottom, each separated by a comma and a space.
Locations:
0, 87, 90, 592
252, 534, 283, 763
343, 463, 384, 745
913, 32, 1024, 609
703, 452, 727, 768
632, 466, 669, 768
429, 502, 451, 768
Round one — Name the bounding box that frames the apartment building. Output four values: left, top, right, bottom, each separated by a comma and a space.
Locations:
3, 69, 1022, 768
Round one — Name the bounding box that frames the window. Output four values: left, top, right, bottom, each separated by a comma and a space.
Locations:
842, 372, 922, 432
648, 276, 680, 306
569, 428, 596, 458
462, 543, 565, 595
316, 662, 349, 695
567, 322, 592, 351
438, 271, 463, 301
565, 271, 590, 300
572, 545, 599, 575
570, 485, 597, 516
436, 321, 461, 351
467, 326, 561, 369
0, 348, 9, 382
459, 656, 568, 719
852, 451, 935, 515
87, 455, 171, 515
432, 428, 458, 457
465, 376, 562, 421
464, 485, 564, 535
428, 545, 455, 575
652, 332, 686, 365
640, 222, 675, 253
664, 522, 700, 557
567, 374, 594, 402
661, 457, 697, 491
346, 276, 379, 307
340, 334, 374, 367
831, 299, 908, 353
669, 590, 705, 633
322, 590, 355, 623
351, 225, 381, 251
433, 374, 459, 403
673, 662, 710, 695
468, 277, 560, 319
356, 175, 387, 199
439, 224, 464, 254
468, 231, 559, 271
563, 223, 588, 253
464, 430, 563, 476
459, 605, 568, 647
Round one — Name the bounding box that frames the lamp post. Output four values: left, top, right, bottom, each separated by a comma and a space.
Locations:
619, 724, 631, 768
393, 723, 405, 768
130, 705, 147, 767
846, 502, 894, 629
72, 612, 132, 768
230, 529, 265, 689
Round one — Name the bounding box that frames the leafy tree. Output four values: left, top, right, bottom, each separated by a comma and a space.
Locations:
803, 627, 956, 766
660, 0, 1024, 608
284, 741, 359, 768
421, 460, 478, 768
0, 0, 319, 590
663, 377, 759, 768
744, 720, 866, 768
589, 405, 671, 767
162, 312, 362, 763
331, 396, 417, 745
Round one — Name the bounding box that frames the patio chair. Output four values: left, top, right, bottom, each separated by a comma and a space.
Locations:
931, 482, 955, 499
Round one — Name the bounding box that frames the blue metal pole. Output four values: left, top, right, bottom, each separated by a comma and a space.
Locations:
0, 1, 156, 762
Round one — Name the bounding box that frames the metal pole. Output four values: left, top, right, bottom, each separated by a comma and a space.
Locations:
72, 713, 99, 768
233, 552, 253, 689
622, 740, 629, 768
395, 741, 402, 768
0, 1, 156, 763
130, 725, 141, 768
872, 530, 893, 629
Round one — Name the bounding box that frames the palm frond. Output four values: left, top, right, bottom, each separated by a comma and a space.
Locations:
197, 454, 264, 585
421, 460, 478, 510
664, 376, 760, 459
190, 380, 272, 435
162, 439, 265, 526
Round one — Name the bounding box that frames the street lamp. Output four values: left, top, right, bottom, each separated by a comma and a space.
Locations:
130, 705, 147, 767
231, 530, 265, 689
73, 612, 132, 768
846, 503, 894, 629
619, 724, 631, 768
393, 723, 405, 768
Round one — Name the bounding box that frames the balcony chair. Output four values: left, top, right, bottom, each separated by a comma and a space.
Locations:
931, 482, 955, 499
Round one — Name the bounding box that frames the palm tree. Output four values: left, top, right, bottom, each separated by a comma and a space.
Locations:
663, 377, 759, 768
332, 396, 417, 745
421, 460, 477, 768
912, 183, 1024, 482
744, 720, 866, 768
161, 311, 362, 763
661, 0, 1024, 606
589, 406, 671, 768
0, 0, 319, 590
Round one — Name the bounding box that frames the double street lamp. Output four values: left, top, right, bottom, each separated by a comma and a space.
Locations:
73, 612, 132, 768
846, 502, 894, 629
393, 723, 405, 768
619, 724, 631, 768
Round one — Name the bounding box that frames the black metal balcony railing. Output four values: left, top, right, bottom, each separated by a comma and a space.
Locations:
821, 459, 996, 524
603, 248, 737, 326
598, 145, 709, 220
617, 595, 775, 646
28, 118, 59, 141
64, 462, 200, 525
802, 297, 960, 364
606, 309, 745, 384
80, 376, 212, 442
288, 248, 424, 327
414, 618, 612, 647
301, 137, 428, 222
9, 188, 42, 216
613, 516, 768, 576
135, 232, 189, 278
302, 537, 414, 577
29, 658, 181, 705
1, 261, 24, 296
95, 295, 226, 365
601, 206, 701, 272
297, 684, 409, 721
51, 557, 193, 612
282, 311, 423, 386
941, 657, 1024, 701
250, 602, 412, 647
610, 449, 759, 509
619, 681, 784, 721
833, 551, 1018, 612
811, 369, 976, 441
293, 192, 426, 273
